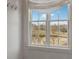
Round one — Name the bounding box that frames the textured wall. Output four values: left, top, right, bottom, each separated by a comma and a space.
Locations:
7, 5, 22, 59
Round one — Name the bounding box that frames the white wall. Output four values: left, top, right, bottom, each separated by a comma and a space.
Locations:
7, 7, 22, 59
24, 47, 71, 59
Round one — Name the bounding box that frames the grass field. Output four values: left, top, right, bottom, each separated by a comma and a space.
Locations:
31, 22, 68, 47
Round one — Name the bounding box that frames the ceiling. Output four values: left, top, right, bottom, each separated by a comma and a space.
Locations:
7, 0, 71, 10
29, 0, 57, 3
29, 0, 70, 9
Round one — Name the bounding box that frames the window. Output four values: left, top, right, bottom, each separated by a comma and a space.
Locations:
29, 4, 71, 48
50, 5, 69, 48
31, 11, 47, 46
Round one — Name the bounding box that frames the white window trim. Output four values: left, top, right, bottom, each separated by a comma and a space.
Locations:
27, 4, 72, 54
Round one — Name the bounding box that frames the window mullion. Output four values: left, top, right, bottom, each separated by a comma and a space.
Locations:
29, 9, 32, 45
46, 13, 50, 47
58, 15, 60, 47
68, 4, 72, 48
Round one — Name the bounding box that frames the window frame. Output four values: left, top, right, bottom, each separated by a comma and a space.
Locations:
28, 4, 72, 50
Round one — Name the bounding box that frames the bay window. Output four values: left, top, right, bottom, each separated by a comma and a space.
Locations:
28, 4, 71, 48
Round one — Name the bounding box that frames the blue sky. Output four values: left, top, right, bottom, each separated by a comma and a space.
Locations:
32, 4, 68, 21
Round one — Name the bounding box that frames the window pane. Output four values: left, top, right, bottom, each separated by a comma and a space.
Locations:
59, 21, 68, 47
32, 22, 38, 45
38, 22, 46, 45
51, 12, 59, 21
50, 22, 59, 46
58, 4, 68, 20
32, 22, 46, 46
39, 13, 46, 21
51, 4, 68, 21
32, 10, 46, 21
32, 11, 39, 21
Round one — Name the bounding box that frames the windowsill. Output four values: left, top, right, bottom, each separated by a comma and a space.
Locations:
25, 45, 72, 54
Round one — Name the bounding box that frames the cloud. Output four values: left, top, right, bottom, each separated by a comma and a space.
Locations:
40, 14, 46, 20
51, 14, 54, 16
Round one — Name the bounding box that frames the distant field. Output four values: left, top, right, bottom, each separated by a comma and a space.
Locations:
31, 23, 68, 47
